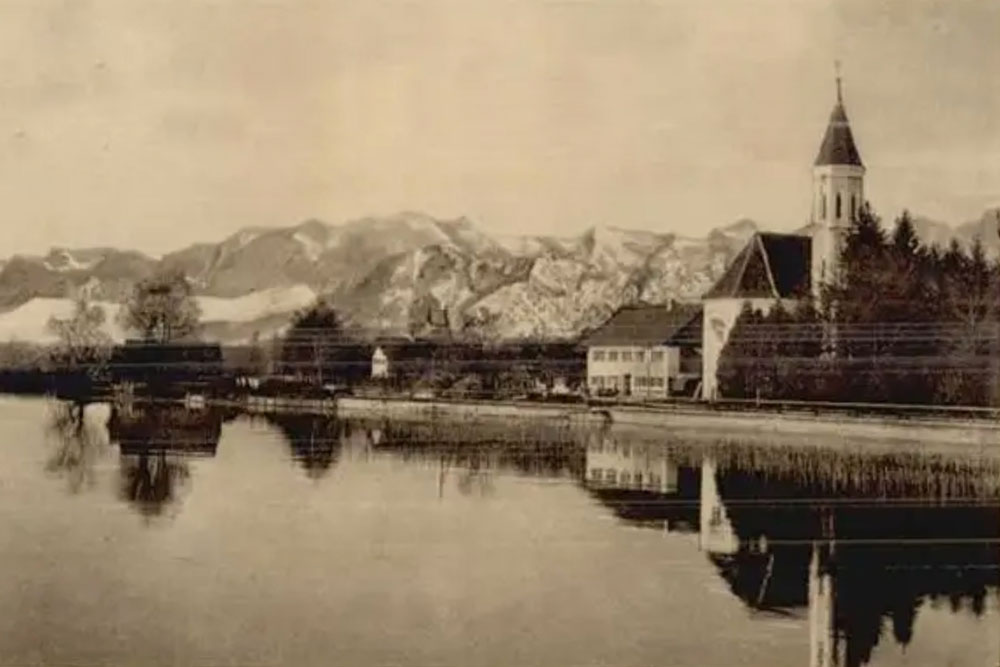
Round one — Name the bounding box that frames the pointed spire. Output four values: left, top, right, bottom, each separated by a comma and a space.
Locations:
814, 62, 863, 167
835, 60, 843, 105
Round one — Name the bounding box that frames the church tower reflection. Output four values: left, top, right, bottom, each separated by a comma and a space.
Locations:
809, 510, 838, 667
698, 456, 738, 555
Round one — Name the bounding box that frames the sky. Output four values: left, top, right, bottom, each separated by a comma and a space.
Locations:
1, 0, 998, 257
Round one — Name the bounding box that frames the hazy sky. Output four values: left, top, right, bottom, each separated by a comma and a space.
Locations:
1, 0, 998, 256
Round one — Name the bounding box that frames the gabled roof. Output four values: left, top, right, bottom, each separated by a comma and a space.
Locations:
704, 233, 811, 300
582, 303, 703, 348
814, 102, 863, 167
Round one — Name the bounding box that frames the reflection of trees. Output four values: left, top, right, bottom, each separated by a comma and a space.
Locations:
574, 430, 1000, 666
264, 414, 345, 478
44, 400, 109, 493
119, 451, 190, 517
107, 403, 223, 518
706, 463, 1000, 667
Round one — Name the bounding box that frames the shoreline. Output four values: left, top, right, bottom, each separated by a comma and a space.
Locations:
334, 395, 1000, 446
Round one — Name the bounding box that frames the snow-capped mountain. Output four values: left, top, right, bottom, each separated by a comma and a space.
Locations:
0, 208, 995, 344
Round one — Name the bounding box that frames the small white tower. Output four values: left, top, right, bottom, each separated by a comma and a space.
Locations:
811, 63, 865, 300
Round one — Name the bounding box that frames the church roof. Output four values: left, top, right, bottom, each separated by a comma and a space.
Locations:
704, 233, 811, 300
814, 101, 864, 167
582, 303, 703, 348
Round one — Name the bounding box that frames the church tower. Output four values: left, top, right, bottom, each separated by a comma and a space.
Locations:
811, 66, 865, 299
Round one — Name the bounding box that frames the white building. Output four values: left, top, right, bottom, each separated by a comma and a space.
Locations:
701, 75, 866, 399
371, 346, 389, 379
582, 302, 703, 398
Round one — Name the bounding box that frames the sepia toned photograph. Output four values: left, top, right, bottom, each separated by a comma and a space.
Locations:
1, 1, 998, 665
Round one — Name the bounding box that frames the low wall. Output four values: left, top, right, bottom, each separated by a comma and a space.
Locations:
607, 404, 1000, 447
335, 396, 604, 424
335, 396, 1000, 446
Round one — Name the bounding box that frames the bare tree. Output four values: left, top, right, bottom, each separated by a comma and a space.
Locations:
119, 269, 201, 342
46, 296, 113, 379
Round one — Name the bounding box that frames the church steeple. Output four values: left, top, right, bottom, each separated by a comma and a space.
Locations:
810, 64, 866, 297
814, 64, 863, 168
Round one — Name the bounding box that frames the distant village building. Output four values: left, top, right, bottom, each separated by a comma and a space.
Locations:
700, 75, 865, 399
582, 302, 702, 398
369, 338, 435, 382
371, 346, 390, 379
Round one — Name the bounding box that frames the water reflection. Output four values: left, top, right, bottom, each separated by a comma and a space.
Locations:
362, 422, 999, 665
585, 432, 1000, 667
107, 403, 224, 518
33, 404, 1000, 664
262, 413, 346, 478
44, 401, 110, 493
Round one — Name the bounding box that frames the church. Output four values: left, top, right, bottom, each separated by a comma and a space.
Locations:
700, 75, 866, 399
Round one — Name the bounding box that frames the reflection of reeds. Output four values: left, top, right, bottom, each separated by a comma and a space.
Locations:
588, 430, 1000, 500
359, 417, 588, 480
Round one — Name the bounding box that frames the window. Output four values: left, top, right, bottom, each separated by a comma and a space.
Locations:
820, 190, 827, 219
851, 195, 857, 220
621, 351, 632, 362
636, 350, 645, 362
605, 469, 617, 484
589, 468, 601, 480
620, 471, 631, 486
608, 350, 619, 362
634, 473, 643, 487
591, 349, 605, 362
836, 192, 842, 219
635, 376, 646, 387
651, 350, 664, 362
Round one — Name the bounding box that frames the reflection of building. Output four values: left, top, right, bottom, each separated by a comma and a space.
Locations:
706, 461, 1000, 667
108, 403, 223, 456
698, 457, 738, 555
582, 303, 702, 398
809, 541, 837, 667
107, 404, 224, 517
585, 436, 677, 493
584, 434, 700, 532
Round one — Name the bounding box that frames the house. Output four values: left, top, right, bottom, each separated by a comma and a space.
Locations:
369, 338, 435, 382
700, 74, 865, 399
110, 340, 224, 397
582, 301, 703, 398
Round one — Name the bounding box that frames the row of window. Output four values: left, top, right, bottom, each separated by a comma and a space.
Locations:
818, 190, 858, 221
588, 375, 665, 389
591, 349, 665, 363
588, 468, 665, 489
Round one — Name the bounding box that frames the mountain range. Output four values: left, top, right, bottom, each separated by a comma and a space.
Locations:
0, 208, 997, 344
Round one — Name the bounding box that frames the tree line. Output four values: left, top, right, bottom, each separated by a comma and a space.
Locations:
717, 204, 1000, 406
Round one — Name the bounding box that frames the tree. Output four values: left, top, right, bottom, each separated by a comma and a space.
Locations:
47, 296, 113, 378
120, 270, 201, 343
281, 299, 347, 384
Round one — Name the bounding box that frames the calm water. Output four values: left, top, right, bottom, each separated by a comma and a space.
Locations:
1, 396, 998, 667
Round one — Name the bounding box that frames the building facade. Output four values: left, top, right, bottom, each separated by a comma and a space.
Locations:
701, 76, 865, 399
583, 303, 702, 399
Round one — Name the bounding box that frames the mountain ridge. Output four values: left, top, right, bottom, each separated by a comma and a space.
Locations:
0, 208, 996, 343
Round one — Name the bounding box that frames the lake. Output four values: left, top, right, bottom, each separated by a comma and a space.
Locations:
1, 396, 997, 667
